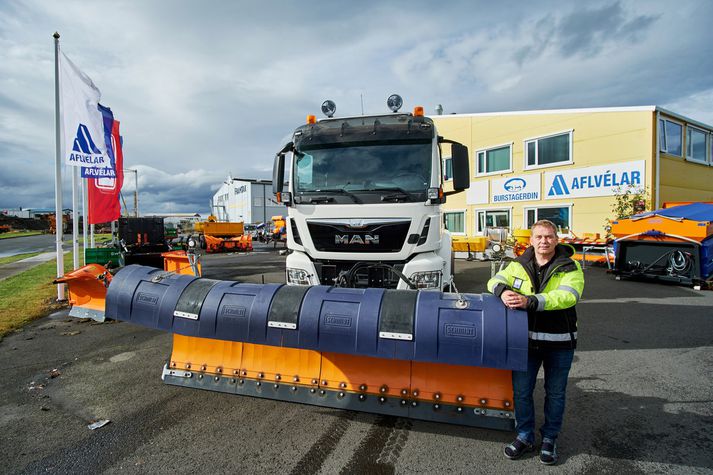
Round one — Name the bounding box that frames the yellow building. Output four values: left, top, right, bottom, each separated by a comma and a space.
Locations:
433, 106, 713, 238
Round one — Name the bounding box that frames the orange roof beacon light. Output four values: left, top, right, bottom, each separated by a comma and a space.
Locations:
413, 106, 424, 117
387, 94, 403, 112
307, 115, 317, 124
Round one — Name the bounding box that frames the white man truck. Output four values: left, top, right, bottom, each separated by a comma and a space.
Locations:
272, 98, 470, 290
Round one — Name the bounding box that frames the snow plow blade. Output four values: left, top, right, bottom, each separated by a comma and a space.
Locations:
54, 264, 112, 322
103, 264, 527, 430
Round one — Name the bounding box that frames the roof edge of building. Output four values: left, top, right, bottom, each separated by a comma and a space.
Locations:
655, 106, 713, 131
226, 177, 272, 184
429, 105, 656, 119
430, 105, 713, 131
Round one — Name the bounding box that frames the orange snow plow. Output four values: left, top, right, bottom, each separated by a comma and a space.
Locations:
610, 202, 713, 287
53, 264, 112, 321
56, 252, 527, 430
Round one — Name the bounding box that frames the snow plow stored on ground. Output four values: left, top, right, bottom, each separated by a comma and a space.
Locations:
56, 258, 527, 430
611, 202, 713, 288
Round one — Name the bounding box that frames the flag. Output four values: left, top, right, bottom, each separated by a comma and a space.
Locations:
59, 51, 110, 169
82, 104, 117, 179
87, 108, 123, 224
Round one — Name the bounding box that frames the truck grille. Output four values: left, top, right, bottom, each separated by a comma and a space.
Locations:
307, 219, 410, 253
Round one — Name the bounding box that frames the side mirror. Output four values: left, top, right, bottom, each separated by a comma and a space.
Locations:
450, 143, 470, 192
272, 153, 285, 195
272, 141, 293, 197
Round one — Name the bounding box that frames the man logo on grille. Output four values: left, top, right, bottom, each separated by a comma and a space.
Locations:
335, 234, 379, 245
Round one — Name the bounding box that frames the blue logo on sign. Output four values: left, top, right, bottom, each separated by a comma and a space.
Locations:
548, 175, 570, 197
73, 124, 102, 154
503, 178, 526, 192
68, 124, 106, 167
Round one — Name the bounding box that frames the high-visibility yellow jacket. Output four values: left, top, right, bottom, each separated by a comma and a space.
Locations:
487, 244, 584, 349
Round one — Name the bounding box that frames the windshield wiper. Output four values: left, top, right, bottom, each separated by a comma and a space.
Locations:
381, 193, 410, 202
313, 188, 361, 203
307, 196, 334, 204
364, 187, 414, 202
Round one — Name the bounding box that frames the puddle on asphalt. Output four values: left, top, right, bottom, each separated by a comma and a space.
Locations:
109, 351, 136, 363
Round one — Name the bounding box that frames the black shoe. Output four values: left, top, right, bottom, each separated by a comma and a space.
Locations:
503, 437, 533, 460
539, 438, 558, 465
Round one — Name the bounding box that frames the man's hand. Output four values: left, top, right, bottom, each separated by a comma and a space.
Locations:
501, 290, 528, 309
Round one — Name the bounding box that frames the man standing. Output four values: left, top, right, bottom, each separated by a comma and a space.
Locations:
487, 220, 584, 465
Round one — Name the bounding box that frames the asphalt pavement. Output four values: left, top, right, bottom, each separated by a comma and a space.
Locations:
0, 234, 68, 258
0, 234, 76, 281
1, 250, 712, 474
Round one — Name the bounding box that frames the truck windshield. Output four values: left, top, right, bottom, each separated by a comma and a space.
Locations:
294, 142, 432, 197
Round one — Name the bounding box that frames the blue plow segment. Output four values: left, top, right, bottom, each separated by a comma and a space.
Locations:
106, 265, 528, 371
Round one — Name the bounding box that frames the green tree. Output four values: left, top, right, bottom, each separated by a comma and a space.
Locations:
604, 185, 651, 237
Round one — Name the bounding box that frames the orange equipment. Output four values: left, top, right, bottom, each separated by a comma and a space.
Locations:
53, 264, 112, 321
203, 234, 253, 253
194, 220, 252, 254
560, 233, 614, 268
610, 203, 713, 287
271, 215, 286, 240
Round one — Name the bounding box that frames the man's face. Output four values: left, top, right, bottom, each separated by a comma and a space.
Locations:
530, 225, 558, 259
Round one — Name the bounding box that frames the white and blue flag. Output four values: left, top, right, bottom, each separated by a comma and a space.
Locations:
59, 51, 110, 168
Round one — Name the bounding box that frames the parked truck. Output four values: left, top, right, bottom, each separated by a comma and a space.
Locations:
272, 96, 470, 290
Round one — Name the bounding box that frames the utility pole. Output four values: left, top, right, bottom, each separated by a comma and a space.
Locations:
124, 168, 139, 217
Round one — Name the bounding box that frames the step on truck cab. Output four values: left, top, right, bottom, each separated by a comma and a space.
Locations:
272, 96, 470, 290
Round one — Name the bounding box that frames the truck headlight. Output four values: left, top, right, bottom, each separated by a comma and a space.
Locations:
410, 271, 441, 289
286, 268, 311, 285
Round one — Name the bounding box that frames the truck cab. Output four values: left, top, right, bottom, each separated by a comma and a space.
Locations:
272, 99, 469, 290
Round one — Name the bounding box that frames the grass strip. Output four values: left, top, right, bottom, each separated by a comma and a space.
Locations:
0, 231, 44, 239
0, 252, 76, 339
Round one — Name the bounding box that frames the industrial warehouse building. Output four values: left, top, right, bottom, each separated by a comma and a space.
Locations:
211, 177, 284, 224
433, 106, 713, 237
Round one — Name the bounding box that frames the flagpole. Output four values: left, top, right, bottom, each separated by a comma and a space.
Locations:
72, 166, 79, 269
53, 32, 66, 301
82, 177, 88, 264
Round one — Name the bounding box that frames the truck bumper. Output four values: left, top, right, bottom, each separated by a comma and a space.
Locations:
286, 251, 446, 290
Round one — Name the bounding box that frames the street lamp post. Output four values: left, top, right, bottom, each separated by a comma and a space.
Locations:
123, 168, 139, 217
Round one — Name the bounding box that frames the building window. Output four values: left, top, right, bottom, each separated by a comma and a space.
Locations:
444, 211, 465, 234
686, 126, 708, 164
524, 206, 571, 235
475, 209, 511, 235
476, 144, 512, 176
525, 131, 572, 169
659, 119, 683, 156
443, 157, 453, 181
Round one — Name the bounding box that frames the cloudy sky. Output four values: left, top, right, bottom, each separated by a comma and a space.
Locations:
1, 0, 712, 214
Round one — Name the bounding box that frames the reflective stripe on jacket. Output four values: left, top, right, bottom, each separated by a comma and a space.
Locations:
487, 244, 584, 349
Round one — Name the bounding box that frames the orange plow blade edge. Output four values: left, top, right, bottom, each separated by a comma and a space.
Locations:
165, 335, 514, 430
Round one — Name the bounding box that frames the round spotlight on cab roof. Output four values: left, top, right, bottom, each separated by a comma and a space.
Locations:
321, 100, 336, 118
387, 94, 403, 113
